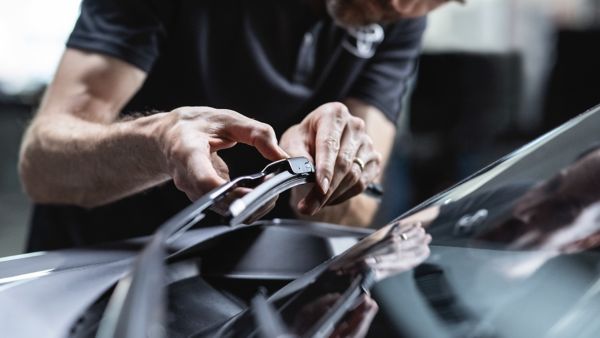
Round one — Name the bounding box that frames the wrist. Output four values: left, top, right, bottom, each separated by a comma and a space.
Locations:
121, 112, 171, 177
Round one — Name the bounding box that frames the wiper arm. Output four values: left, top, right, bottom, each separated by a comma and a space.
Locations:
162, 157, 313, 242
229, 157, 315, 226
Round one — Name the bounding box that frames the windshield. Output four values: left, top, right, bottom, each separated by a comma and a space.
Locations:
376, 105, 600, 337
222, 105, 600, 338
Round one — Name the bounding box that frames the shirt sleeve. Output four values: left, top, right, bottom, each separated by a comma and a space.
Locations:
347, 17, 427, 123
66, 0, 174, 72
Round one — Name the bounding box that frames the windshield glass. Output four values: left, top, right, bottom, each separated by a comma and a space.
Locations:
223, 105, 600, 338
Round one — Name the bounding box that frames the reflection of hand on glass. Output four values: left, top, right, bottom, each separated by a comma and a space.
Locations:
293, 293, 378, 338
364, 223, 432, 281
332, 222, 432, 281
330, 295, 378, 338
481, 148, 600, 251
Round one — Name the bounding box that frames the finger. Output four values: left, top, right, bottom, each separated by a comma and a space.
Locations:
328, 164, 377, 205
300, 124, 357, 213
327, 117, 363, 197
326, 151, 363, 206
297, 185, 329, 215
220, 110, 289, 161
328, 142, 381, 205
182, 149, 228, 200
301, 118, 366, 214
210, 152, 230, 181
313, 103, 349, 194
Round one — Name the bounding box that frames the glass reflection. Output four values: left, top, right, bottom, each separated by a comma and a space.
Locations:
402, 146, 600, 258
282, 222, 431, 337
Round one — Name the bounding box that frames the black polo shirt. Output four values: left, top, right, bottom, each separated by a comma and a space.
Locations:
28, 0, 426, 251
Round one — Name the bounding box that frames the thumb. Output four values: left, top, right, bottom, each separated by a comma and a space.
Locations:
221, 112, 289, 161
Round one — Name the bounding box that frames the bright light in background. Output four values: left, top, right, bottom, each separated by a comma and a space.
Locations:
0, 0, 81, 95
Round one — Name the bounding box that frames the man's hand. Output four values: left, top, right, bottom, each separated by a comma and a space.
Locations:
280, 102, 382, 216
19, 49, 289, 207
156, 106, 288, 201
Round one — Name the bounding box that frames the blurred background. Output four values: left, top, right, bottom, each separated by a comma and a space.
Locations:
1, 0, 599, 256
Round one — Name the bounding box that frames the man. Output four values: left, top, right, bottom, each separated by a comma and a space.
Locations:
19, 0, 452, 251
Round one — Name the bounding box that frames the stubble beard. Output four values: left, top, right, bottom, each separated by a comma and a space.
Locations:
325, 0, 398, 28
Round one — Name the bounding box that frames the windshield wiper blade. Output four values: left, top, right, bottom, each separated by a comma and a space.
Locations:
96, 157, 315, 338
161, 157, 313, 242
229, 157, 315, 226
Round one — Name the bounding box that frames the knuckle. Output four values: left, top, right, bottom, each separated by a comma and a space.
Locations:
170, 107, 188, 117
352, 117, 365, 131
324, 136, 340, 151
349, 166, 362, 184
193, 175, 221, 192
329, 102, 349, 115
172, 174, 185, 190
255, 124, 268, 136
169, 145, 188, 161
325, 102, 350, 121
337, 156, 352, 172
356, 176, 368, 192
251, 124, 274, 142
263, 124, 277, 139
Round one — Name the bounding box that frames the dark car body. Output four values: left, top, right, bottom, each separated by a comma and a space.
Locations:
3, 105, 600, 338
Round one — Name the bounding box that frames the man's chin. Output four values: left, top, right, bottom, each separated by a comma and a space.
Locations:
326, 0, 382, 28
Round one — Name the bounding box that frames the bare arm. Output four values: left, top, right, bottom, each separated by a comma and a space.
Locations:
19, 49, 286, 208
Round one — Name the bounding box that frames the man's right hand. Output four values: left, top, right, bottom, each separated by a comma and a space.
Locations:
155, 106, 288, 201
19, 49, 287, 208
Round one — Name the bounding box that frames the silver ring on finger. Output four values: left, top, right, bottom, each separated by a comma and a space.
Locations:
353, 157, 366, 172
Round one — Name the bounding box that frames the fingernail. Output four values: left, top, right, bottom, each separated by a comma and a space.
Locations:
321, 177, 330, 194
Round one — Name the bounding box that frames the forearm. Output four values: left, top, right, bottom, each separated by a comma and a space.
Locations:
19, 113, 169, 207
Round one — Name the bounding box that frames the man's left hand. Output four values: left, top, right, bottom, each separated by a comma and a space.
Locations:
280, 102, 382, 215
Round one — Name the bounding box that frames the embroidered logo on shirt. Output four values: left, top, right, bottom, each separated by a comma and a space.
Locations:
343, 24, 384, 59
